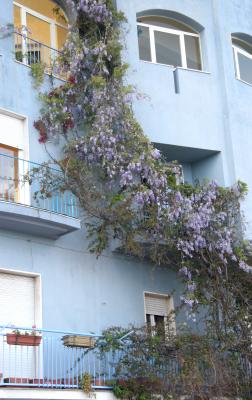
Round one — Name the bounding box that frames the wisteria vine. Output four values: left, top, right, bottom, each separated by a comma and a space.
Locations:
32, 0, 252, 354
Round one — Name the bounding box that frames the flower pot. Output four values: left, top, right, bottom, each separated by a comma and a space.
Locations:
6, 333, 42, 346
93, 378, 106, 386
4, 377, 30, 384
62, 335, 95, 348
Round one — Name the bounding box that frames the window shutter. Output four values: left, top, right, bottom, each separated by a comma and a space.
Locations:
144, 293, 170, 316
0, 113, 24, 150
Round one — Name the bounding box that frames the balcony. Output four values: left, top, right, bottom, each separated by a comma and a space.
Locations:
0, 325, 114, 391
0, 325, 251, 397
14, 32, 66, 80
0, 153, 81, 238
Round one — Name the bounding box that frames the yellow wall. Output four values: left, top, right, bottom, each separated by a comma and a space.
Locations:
26, 13, 51, 47
14, 0, 68, 26
56, 25, 68, 49
14, 4, 21, 29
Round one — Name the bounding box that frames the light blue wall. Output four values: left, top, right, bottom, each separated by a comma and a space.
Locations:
1, 0, 252, 334
117, 0, 252, 237
0, 228, 183, 332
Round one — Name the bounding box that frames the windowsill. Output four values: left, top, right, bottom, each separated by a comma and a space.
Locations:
176, 66, 211, 75
139, 60, 211, 74
14, 59, 67, 82
235, 76, 252, 88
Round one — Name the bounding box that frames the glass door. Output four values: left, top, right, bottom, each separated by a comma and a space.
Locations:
0, 144, 19, 202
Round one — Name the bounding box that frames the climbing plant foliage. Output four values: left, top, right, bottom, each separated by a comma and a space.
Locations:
32, 0, 252, 366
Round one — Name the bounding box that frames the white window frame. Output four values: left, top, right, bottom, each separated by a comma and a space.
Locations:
137, 22, 202, 70
143, 291, 176, 335
14, 1, 68, 51
232, 43, 252, 84
0, 108, 30, 205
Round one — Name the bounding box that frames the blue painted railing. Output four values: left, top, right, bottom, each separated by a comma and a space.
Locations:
0, 325, 251, 391
0, 325, 116, 390
0, 153, 79, 218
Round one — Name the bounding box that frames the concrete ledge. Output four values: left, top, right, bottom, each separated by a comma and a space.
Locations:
0, 201, 81, 239
0, 388, 115, 400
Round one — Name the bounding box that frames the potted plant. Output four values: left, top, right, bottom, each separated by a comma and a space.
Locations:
6, 326, 42, 346
62, 335, 95, 348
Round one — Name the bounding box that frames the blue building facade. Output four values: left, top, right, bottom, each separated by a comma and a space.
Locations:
0, 0, 251, 398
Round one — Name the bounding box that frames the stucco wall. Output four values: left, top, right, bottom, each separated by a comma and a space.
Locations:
0, 228, 183, 332
117, 0, 252, 236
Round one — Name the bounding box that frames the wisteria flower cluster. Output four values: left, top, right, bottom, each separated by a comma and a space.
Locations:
77, 0, 112, 22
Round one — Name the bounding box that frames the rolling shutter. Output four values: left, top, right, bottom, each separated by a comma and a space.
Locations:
144, 293, 170, 317
0, 272, 35, 326
0, 272, 36, 379
0, 113, 24, 150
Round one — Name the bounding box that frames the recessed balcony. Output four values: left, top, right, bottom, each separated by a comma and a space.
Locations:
13, 0, 69, 80
0, 152, 81, 238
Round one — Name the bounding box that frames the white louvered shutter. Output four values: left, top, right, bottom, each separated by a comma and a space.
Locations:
0, 272, 36, 379
144, 293, 169, 316
0, 113, 24, 150
0, 272, 35, 326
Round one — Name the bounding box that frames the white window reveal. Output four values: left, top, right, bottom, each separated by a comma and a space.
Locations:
144, 292, 175, 335
137, 16, 202, 71
232, 37, 252, 85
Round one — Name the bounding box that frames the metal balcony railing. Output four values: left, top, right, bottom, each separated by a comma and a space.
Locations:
0, 153, 79, 218
14, 32, 66, 79
0, 325, 251, 391
0, 325, 117, 389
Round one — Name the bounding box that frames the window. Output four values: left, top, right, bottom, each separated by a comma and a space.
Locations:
0, 270, 42, 380
0, 144, 19, 202
137, 16, 202, 70
13, 0, 68, 69
144, 292, 175, 336
232, 37, 252, 85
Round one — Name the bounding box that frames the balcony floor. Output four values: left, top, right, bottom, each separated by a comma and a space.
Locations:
0, 201, 81, 239
0, 388, 115, 400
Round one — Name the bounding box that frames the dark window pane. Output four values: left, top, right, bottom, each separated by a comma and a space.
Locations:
138, 17, 196, 33
154, 315, 165, 337
137, 25, 151, 62
154, 31, 181, 67
0, 145, 19, 202
232, 38, 252, 55
185, 35, 202, 70
146, 314, 152, 334
238, 53, 252, 84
